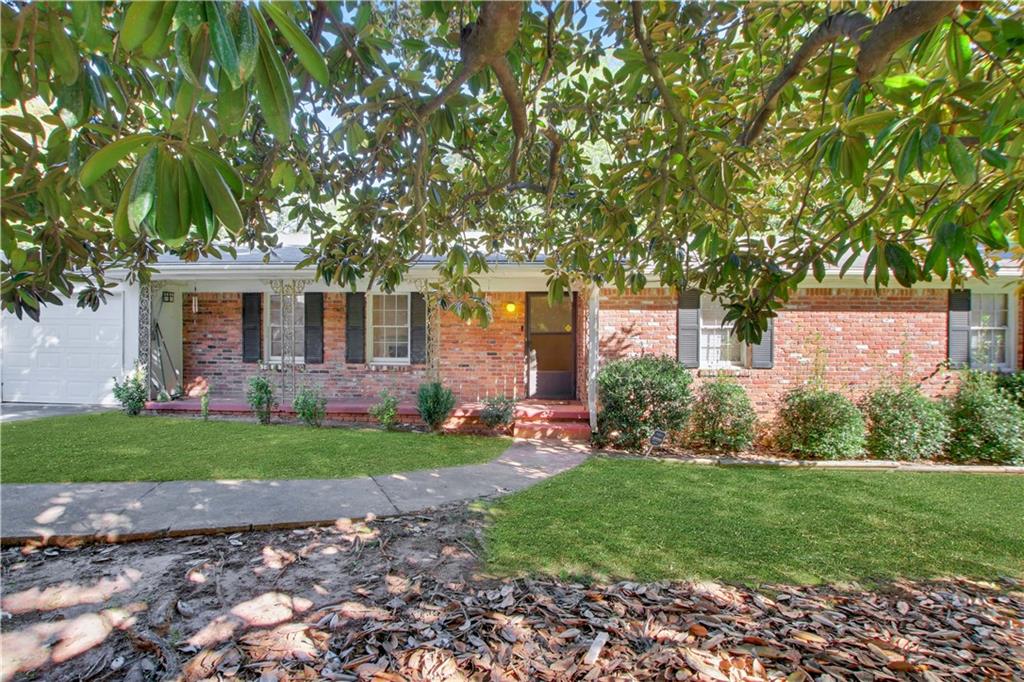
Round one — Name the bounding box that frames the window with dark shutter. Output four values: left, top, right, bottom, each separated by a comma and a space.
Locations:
242, 292, 262, 363
304, 293, 324, 364
677, 290, 700, 368
948, 289, 971, 368
345, 293, 366, 364
410, 292, 427, 364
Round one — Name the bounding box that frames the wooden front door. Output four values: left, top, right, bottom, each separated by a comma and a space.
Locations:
526, 292, 576, 399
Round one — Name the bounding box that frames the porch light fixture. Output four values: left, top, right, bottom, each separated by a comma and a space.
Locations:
191, 294, 198, 314
504, 302, 516, 314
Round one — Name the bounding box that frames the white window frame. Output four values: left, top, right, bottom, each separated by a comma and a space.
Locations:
969, 292, 1012, 371
368, 293, 411, 365
265, 293, 306, 364
699, 295, 747, 370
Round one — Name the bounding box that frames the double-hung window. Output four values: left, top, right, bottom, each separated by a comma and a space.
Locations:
370, 294, 410, 364
268, 293, 305, 362
969, 293, 1009, 369
700, 297, 745, 368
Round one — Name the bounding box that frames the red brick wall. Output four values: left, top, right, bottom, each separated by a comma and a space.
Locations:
439, 292, 527, 401
597, 287, 960, 416
182, 293, 263, 397
183, 292, 528, 403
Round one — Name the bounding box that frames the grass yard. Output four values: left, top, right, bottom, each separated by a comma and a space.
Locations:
1, 412, 508, 483
485, 458, 1024, 585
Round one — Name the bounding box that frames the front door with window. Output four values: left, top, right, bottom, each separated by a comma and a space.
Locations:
527, 292, 575, 399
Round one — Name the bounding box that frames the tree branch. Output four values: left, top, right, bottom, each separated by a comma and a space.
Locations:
740, 2, 959, 146
416, 2, 524, 122
739, 11, 872, 146
630, 1, 687, 132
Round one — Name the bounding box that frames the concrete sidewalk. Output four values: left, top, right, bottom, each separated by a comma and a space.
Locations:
0, 441, 587, 545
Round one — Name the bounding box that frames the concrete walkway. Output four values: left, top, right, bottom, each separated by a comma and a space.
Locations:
1, 403, 111, 423
0, 441, 587, 545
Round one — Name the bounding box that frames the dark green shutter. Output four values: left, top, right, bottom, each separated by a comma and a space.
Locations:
304, 292, 324, 364
410, 292, 427, 364
345, 293, 365, 363
242, 293, 261, 363
948, 289, 971, 368
750, 317, 774, 369
677, 290, 700, 368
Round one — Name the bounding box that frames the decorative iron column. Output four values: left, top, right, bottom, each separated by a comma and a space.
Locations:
587, 283, 600, 431
138, 282, 153, 398
415, 280, 441, 382
270, 279, 306, 400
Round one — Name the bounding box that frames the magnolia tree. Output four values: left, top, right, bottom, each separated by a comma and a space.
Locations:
2, 1, 1021, 340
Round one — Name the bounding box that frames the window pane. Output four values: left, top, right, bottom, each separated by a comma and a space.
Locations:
370, 294, 410, 361
700, 297, 742, 367
270, 295, 281, 325
528, 295, 572, 333
270, 327, 282, 357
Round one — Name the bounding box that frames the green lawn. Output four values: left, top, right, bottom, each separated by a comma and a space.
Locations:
485, 458, 1024, 585
1, 412, 509, 483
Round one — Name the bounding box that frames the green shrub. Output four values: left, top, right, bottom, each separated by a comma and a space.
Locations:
480, 395, 516, 430
995, 371, 1024, 409
947, 372, 1024, 465
596, 355, 693, 451
690, 379, 756, 452
776, 388, 865, 460
417, 382, 456, 432
861, 385, 949, 461
246, 375, 277, 425
112, 365, 147, 416
369, 390, 399, 429
292, 386, 327, 427
199, 393, 210, 421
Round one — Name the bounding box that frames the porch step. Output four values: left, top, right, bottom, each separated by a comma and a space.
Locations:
513, 419, 592, 442
450, 401, 588, 422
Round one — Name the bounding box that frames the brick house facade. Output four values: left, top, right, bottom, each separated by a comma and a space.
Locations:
154, 249, 1021, 424
596, 287, 969, 416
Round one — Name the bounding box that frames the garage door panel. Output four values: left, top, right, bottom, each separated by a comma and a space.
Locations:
2, 293, 126, 405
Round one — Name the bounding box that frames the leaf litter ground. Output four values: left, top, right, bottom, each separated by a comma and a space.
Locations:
1, 504, 1021, 681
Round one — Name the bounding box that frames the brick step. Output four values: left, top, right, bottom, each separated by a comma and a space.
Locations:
513, 419, 592, 442
451, 402, 588, 422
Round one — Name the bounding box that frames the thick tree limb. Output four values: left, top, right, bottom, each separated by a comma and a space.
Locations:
492, 56, 528, 181
740, 1, 958, 147
542, 126, 562, 213
630, 1, 687, 131
857, 1, 960, 80
416, 2, 524, 121
739, 12, 872, 146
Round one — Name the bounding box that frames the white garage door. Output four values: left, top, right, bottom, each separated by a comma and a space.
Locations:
2, 293, 126, 405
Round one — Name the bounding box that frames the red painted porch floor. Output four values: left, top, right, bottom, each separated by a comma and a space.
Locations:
145, 398, 592, 441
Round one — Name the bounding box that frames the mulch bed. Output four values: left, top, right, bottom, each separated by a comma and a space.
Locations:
2, 506, 1021, 681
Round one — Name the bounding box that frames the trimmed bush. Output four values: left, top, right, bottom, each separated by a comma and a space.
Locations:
112, 365, 147, 416
690, 379, 756, 452
995, 371, 1024, 409
776, 388, 865, 460
417, 381, 456, 432
292, 386, 327, 427
947, 372, 1024, 465
596, 355, 693, 451
246, 375, 277, 425
369, 390, 399, 429
861, 385, 949, 461
480, 395, 516, 430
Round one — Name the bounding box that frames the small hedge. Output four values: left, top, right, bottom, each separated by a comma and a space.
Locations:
947, 372, 1024, 465
995, 371, 1024, 409
596, 355, 692, 451
417, 381, 456, 432
690, 379, 757, 452
861, 385, 949, 461
776, 388, 865, 460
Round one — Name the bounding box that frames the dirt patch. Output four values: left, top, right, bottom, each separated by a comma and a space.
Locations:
2, 505, 1022, 681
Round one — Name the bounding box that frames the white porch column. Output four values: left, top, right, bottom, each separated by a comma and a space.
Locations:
587, 284, 599, 431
